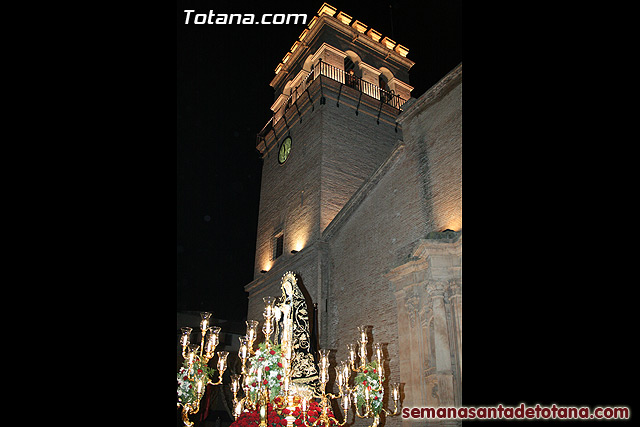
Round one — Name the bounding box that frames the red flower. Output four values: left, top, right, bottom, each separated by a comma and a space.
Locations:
252, 382, 257, 387
277, 362, 283, 367
294, 419, 302, 426
265, 366, 270, 372
197, 369, 203, 374
183, 376, 188, 381
276, 374, 281, 380
270, 349, 276, 355
374, 396, 378, 400
364, 370, 368, 373
363, 380, 367, 385
373, 369, 377, 373
283, 408, 290, 415
263, 379, 268, 385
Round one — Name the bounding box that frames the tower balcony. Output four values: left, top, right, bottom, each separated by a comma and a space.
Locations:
257, 59, 409, 149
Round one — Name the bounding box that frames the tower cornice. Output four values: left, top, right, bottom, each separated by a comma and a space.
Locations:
270, 7, 414, 90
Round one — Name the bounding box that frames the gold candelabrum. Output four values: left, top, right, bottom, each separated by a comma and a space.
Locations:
231, 296, 402, 427
178, 290, 402, 427
296, 325, 401, 427
177, 312, 229, 427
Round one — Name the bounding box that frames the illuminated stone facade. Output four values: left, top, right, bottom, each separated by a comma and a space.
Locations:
245, 5, 461, 426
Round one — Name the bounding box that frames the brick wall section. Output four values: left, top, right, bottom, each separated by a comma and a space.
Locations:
325, 150, 424, 427
320, 86, 400, 231
399, 67, 462, 234
253, 96, 323, 279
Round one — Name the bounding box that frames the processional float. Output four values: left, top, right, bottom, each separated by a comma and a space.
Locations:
177, 271, 402, 426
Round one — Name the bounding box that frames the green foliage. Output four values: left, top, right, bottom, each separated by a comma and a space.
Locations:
353, 360, 384, 415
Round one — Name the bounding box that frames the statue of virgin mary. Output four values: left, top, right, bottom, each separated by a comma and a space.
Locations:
272, 271, 319, 395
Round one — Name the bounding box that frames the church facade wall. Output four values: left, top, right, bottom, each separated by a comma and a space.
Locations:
324, 68, 462, 426
325, 148, 425, 427
399, 69, 462, 234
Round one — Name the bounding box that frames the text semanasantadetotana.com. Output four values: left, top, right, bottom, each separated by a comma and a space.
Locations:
403, 403, 630, 420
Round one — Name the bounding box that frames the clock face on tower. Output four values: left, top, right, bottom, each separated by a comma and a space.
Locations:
278, 136, 292, 164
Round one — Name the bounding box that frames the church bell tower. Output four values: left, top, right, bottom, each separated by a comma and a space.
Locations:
245, 3, 415, 347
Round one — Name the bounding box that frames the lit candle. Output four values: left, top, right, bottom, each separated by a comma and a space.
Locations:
180, 327, 192, 348
319, 349, 329, 370
246, 320, 258, 345
358, 325, 368, 344
342, 394, 350, 412
197, 379, 203, 394
263, 314, 273, 334
210, 326, 221, 351
320, 369, 327, 384
263, 296, 275, 318
359, 341, 367, 365
374, 343, 382, 362
374, 342, 383, 376
348, 343, 356, 365
342, 362, 350, 382
217, 351, 228, 372
392, 383, 400, 401
239, 336, 248, 360
200, 312, 212, 331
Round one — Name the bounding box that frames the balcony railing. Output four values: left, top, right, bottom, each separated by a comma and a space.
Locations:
308, 60, 405, 109
258, 60, 407, 143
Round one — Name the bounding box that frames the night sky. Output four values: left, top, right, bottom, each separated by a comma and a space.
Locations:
176, 0, 462, 321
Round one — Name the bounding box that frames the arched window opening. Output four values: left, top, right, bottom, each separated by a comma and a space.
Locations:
344, 56, 359, 90
379, 72, 392, 103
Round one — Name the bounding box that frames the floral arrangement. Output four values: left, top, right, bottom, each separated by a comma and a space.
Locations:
176, 357, 215, 405
353, 361, 384, 415
245, 343, 285, 403
230, 403, 285, 427
229, 397, 339, 427
280, 398, 338, 426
